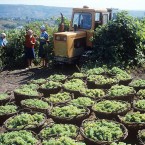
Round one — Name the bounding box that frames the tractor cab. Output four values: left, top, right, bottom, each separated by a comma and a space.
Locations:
53, 6, 112, 64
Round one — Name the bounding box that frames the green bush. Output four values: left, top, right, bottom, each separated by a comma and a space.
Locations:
93, 11, 145, 66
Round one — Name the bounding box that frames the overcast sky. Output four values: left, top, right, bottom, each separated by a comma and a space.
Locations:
0, 0, 145, 10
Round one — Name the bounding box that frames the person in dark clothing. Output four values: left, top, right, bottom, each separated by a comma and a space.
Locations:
38, 25, 49, 67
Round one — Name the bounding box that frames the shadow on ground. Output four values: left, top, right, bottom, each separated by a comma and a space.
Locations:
0, 64, 81, 92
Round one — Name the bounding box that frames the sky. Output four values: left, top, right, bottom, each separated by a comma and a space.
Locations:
0, 0, 145, 10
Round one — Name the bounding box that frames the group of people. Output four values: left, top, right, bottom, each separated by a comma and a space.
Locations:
25, 25, 49, 69
0, 25, 49, 69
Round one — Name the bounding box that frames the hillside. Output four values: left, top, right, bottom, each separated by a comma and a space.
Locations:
0, 4, 72, 19
0, 4, 145, 19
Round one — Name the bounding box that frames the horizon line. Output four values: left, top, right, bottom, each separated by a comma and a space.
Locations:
0, 4, 145, 11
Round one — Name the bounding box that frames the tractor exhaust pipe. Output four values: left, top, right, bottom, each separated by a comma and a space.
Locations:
58, 12, 65, 32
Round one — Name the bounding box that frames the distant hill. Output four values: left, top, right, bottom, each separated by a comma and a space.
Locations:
129, 11, 145, 18
0, 4, 72, 19
0, 4, 144, 20
112, 9, 145, 19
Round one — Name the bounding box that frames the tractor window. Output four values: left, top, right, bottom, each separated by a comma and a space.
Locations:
112, 13, 117, 19
95, 13, 101, 21
73, 13, 80, 27
95, 12, 101, 29
102, 14, 109, 24
72, 12, 92, 30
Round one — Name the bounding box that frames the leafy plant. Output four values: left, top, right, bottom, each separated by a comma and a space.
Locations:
80, 88, 105, 99
14, 88, 39, 96
92, 100, 130, 113
122, 112, 145, 123
108, 67, 126, 75
21, 99, 50, 109
39, 124, 78, 139
108, 85, 135, 96
134, 100, 145, 109
63, 79, 86, 91
137, 89, 145, 99
87, 75, 104, 82
20, 83, 38, 90
0, 93, 9, 100
115, 73, 132, 81
45, 92, 71, 104
51, 105, 86, 118
70, 97, 94, 107
82, 119, 124, 142
108, 67, 132, 81
41, 81, 62, 89
0, 105, 17, 115
0, 130, 38, 145
5, 112, 45, 129
47, 74, 66, 82
86, 67, 104, 75
71, 72, 86, 79
129, 79, 145, 87
42, 136, 86, 145
30, 79, 46, 84
87, 75, 118, 85
96, 77, 118, 85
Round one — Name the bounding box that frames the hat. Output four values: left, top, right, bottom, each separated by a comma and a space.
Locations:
40, 25, 46, 30
27, 29, 33, 34
1, 33, 6, 37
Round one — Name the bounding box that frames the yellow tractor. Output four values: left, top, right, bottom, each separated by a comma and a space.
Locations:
53, 6, 112, 64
